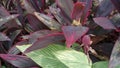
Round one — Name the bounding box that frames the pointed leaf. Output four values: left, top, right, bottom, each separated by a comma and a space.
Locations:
25, 33, 65, 53
95, 0, 114, 17
109, 37, 120, 68
0, 14, 19, 27
0, 33, 10, 41
22, 0, 36, 14
111, 0, 120, 13
78, 0, 92, 24
34, 12, 61, 30
62, 26, 89, 48
71, 2, 85, 20
0, 54, 38, 68
56, 0, 74, 18
17, 44, 91, 68
49, 4, 70, 25
93, 17, 116, 29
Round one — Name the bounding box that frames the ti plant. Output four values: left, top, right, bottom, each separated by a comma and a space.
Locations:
0, 0, 120, 68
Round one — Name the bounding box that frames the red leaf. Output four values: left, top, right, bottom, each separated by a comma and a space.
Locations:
25, 33, 65, 53
62, 26, 89, 48
82, 35, 91, 54
71, 2, 85, 20
78, 0, 92, 24
0, 54, 38, 68
93, 17, 116, 29
82, 35, 91, 46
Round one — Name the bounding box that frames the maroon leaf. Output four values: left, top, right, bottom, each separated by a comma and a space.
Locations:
82, 35, 91, 46
62, 26, 89, 48
78, 0, 92, 24
93, 17, 116, 29
71, 2, 85, 20
109, 37, 120, 68
56, 0, 74, 18
25, 33, 65, 53
95, 0, 114, 17
0, 54, 38, 68
111, 0, 120, 13
82, 35, 91, 54
0, 33, 10, 41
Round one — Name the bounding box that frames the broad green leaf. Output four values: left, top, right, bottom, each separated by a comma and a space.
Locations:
17, 44, 92, 68
92, 61, 108, 68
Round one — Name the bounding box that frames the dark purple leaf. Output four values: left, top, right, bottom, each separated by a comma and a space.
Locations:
78, 0, 92, 24
62, 26, 89, 48
111, 0, 120, 13
0, 54, 38, 68
0, 33, 10, 41
109, 37, 120, 68
34, 12, 61, 30
8, 30, 57, 54
0, 42, 7, 53
25, 33, 65, 53
26, 14, 47, 31
0, 14, 19, 27
93, 17, 116, 29
95, 0, 114, 17
22, 0, 36, 14
71, 2, 85, 20
8, 40, 29, 54
56, 0, 74, 18
0, 6, 19, 28
49, 4, 70, 25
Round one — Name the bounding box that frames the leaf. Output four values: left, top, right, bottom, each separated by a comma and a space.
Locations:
78, 0, 92, 24
17, 44, 92, 68
82, 35, 91, 54
62, 26, 89, 48
22, 0, 36, 14
111, 0, 120, 13
34, 12, 61, 30
56, 0, 74, 18
0, 33, 10, 41
93, 17, 116, 29
92, 61, 108, 68
71, 2, 85, 20
0, 54, 38, 68
109, 37, 120, 68
49, 4, 70, 25
0, 14, 19, 27
24, 33, 65, 53
8, 40, 29, 54
95, 0, 114, 17
26, 14, 47, 31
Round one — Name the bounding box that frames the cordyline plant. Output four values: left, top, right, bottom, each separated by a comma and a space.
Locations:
0, 0, 120, 68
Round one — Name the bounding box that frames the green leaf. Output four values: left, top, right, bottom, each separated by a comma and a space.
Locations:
92, 61, 108, 68
17, 44, 92, 68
